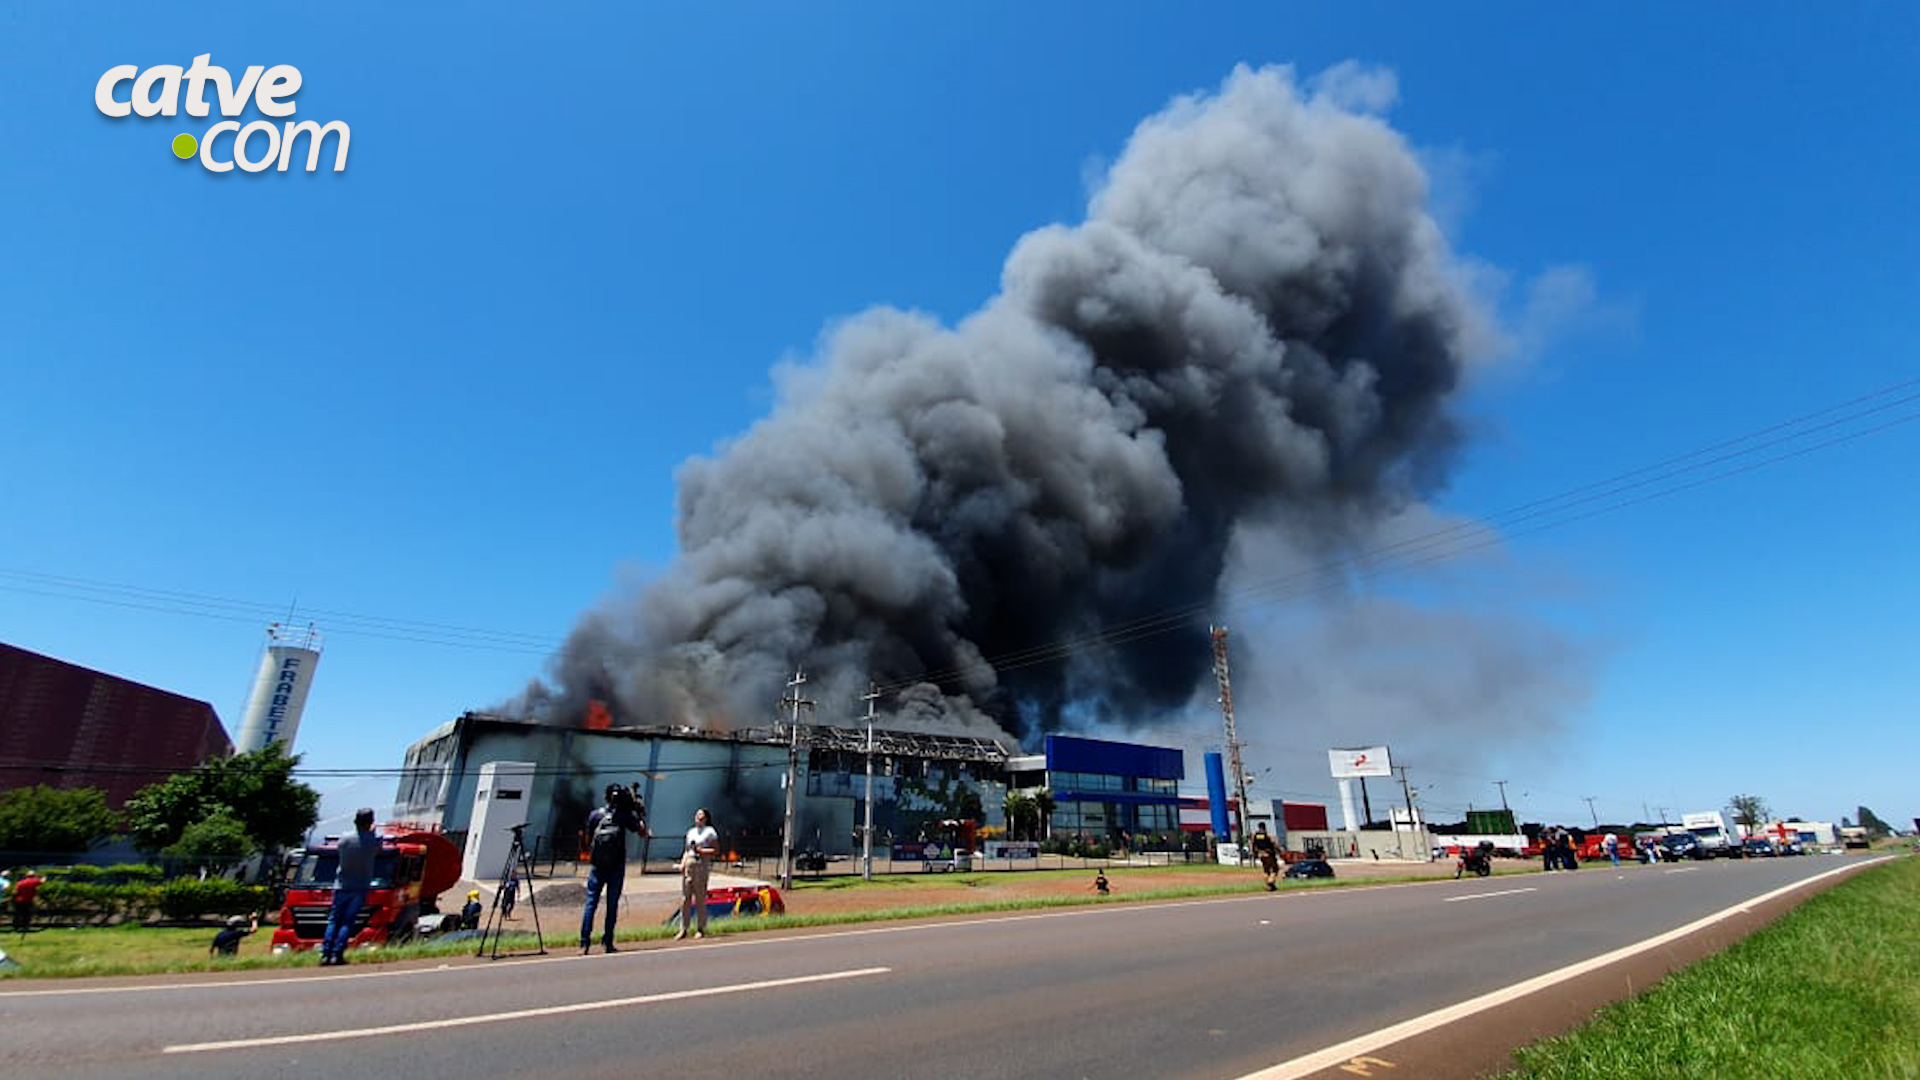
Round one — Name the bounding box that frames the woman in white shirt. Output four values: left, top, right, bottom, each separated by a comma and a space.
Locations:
677, 807, 720, 940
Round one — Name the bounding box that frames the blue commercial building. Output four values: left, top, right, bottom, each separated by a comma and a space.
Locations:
1008, 734, 1185, 841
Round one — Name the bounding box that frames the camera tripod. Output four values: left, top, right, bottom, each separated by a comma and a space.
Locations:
478, 823, 546, 959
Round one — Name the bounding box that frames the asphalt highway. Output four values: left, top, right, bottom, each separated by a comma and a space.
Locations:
0, 856, 1876, 1080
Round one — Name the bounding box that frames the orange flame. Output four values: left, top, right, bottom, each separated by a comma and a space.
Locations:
584, 699, 612, 731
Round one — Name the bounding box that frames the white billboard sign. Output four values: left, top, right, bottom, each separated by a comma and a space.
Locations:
1328, 746, 1392, 779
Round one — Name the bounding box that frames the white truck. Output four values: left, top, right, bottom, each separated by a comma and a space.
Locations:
1682, 811, 1742, 858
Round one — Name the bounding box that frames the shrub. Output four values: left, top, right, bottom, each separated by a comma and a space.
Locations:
58, 863, 164, 885
35, 882, 157, 925
153, 879, 269, 921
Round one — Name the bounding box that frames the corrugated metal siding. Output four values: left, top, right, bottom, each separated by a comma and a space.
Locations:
0, 642, 232, 808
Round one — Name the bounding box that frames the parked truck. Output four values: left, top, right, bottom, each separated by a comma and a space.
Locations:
270, 825, 463, 954
1681, 811, 1742, 859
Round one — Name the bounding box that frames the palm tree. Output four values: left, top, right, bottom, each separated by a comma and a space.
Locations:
1033, 788, 1056, 842
1004, 791, 1036, 841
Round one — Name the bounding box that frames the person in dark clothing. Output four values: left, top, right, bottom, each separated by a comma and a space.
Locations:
501, 872, 518, 919
1250, 825, 1282, 891
320, 808, 379, 966
460, 889, 483, 930
1092, 870, 1110, 896
580, 784, 645, 954
211, 913, 259, 957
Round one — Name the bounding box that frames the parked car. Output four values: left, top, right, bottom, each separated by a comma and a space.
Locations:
1283, 860, 1335, 880
1742, 837, 1778, 857
1660, 834, 1706, 861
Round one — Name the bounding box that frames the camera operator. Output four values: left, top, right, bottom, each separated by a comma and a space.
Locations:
579, 783, 646, 954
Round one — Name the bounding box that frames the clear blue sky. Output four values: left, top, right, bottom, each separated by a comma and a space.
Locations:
3, 3, 1914, 833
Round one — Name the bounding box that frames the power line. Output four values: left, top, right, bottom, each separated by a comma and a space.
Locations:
0, 568, 563, 654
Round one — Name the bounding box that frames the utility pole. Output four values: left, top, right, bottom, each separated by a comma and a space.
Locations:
1495, 780, 1511, 814
778, 668, 813, 891
1209, 626, 1252, 855
1583, 796, 1599, 828
1394, 765, 1418, 859
861, 682, 879, 882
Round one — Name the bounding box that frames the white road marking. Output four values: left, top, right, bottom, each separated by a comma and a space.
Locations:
1443, 887, 1538, 903
162, 966, 891, 1053
1664, 867, 1697, 874
1230, 857, 1887, 1080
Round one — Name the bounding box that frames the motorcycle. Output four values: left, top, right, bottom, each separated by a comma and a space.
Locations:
1455, 841, 1495, 879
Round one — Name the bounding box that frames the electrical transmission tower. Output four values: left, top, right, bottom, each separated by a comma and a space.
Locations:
778, 668, 814, 891
1209, 626, 1252, 853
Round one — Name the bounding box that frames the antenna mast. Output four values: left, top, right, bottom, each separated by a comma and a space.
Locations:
1210, 626, 1252, 852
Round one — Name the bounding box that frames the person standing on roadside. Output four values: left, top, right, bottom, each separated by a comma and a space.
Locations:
1250, 824, 1282, 891
675, 807, 720, 941
580, 784, 646, 954
1603, 831, 1620, 867
320, 809, 378, 966
10, 868, 44, 933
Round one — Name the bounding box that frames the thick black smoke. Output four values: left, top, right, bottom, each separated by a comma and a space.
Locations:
520, 64, 1494, 744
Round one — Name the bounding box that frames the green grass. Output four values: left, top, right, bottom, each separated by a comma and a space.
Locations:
0, 924, 316, 979
1497, 856, 1920, 1080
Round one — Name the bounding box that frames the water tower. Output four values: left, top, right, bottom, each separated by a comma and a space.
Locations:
234, 623, 322, 754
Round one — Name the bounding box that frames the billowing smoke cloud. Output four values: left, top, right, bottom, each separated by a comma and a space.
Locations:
1151, 508, 1598, 812
519, 64, 1501, 745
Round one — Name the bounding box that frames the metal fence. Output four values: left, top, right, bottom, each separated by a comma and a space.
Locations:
723, 847, 1217, 883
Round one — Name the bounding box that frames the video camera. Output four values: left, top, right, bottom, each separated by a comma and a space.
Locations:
605, 782, 644, 819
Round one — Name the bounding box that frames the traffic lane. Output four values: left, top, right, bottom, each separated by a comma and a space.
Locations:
0, 940, 891, 1064
56, 917, 1378, 1080
1, 886, 1574, 1079
105, 858, 1850, 1080
5, 857, 1847, 1078
0, 860, 1820, 1072
5, 898, 1268, 1069
0, 864, 1812, 1024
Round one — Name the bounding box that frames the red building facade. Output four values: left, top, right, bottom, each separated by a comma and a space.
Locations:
0, 642, 232, 808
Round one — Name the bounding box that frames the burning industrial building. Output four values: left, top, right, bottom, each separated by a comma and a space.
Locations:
516, 63, 1498, 745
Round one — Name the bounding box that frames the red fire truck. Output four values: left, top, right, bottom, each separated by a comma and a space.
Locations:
271, 826, 462, 954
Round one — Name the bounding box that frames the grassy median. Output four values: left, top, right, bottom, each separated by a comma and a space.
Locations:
1498, 855, 1919, 1080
